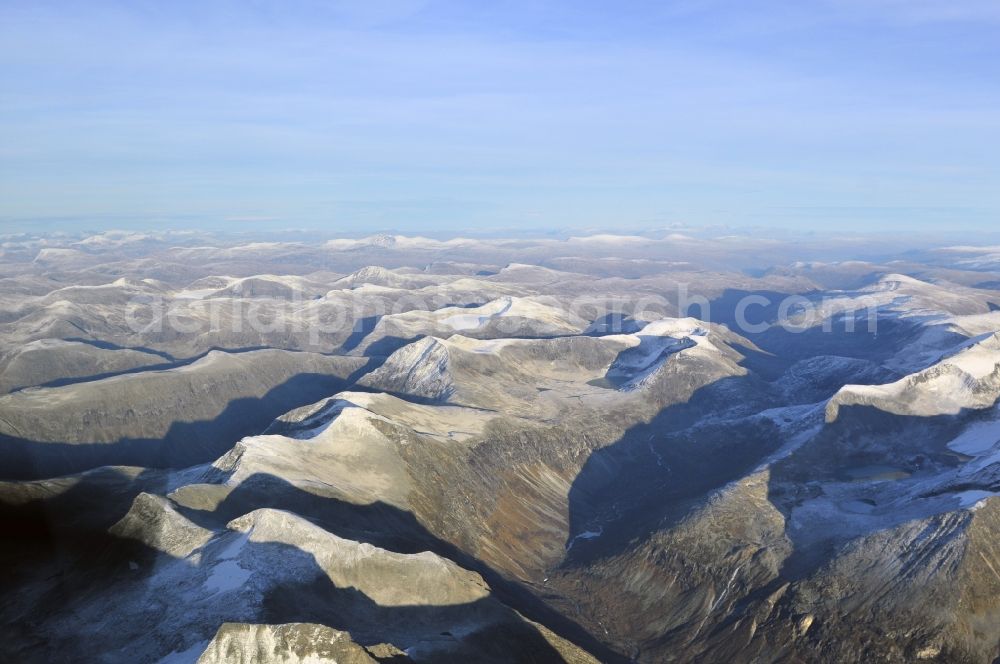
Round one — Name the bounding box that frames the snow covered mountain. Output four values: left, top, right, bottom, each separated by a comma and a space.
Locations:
1, 232, 999, 663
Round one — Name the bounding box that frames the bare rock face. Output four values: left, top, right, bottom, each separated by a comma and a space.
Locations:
357, 336, 456, 402
110, 492, 213, 558
196, 623, 377, 664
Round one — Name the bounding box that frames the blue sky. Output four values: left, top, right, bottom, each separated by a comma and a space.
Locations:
1, 0, 998, 234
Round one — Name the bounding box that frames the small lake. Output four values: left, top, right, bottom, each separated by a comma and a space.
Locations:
839, 464, 911, 482
586, 372, 633, 389
586, 376, 618, 389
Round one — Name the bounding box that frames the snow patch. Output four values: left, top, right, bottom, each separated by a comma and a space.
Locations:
204, 559, 252, 594
955, 490, 995, 510
566, 527, 603, 552
947, 419, 1000, 456
440, 297, 514, 331
156, 640, 210, 664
